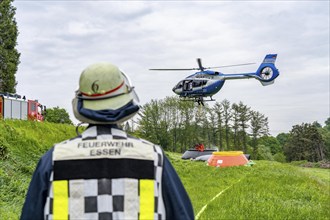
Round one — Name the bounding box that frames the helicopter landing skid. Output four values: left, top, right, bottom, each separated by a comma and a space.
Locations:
195, 97, 216, 106
180, 96, 215, 106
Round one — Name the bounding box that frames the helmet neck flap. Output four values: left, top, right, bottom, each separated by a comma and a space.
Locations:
76, 98, 139, 124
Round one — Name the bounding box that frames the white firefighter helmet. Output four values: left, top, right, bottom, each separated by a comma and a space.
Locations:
72, 62, 140, 124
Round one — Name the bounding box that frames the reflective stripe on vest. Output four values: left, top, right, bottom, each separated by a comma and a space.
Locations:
44, 130, 165, 220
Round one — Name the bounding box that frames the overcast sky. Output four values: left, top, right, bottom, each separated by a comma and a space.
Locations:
12, 0, 329, 136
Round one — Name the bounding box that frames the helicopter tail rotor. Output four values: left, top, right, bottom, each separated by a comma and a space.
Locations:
255, 54, 279, 86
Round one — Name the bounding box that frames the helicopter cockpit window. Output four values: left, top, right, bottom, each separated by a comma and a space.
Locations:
193, 81, 202, 87
183, 80, 193, 91
175, 81, 183, 89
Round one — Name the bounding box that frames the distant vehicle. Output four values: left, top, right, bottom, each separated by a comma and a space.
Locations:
150, 54, 280, 105
0, 93, 46, 121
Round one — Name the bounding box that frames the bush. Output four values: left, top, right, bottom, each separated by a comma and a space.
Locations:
273, 152, 286, 163
316, 160, 330, 169
256, 144, 273, 160
290, 160, 308, 166
44, 107, 73, 124
290, 160, 330, 169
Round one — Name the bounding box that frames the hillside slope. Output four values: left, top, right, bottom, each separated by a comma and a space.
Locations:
1, 120, 329, 219
0, 120, 78, 219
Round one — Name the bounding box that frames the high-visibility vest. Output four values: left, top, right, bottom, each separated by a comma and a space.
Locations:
44, 126, 166, 220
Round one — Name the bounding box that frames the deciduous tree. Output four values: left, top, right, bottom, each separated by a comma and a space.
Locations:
213, 102, 224, 150
221, 99, 231, 149
284, 123, 326, 162
250, 110, 269, 157
237, 101, 250, 152
44, 107, 72, 124
231, 103, 240, 149
0, 0, 20, 93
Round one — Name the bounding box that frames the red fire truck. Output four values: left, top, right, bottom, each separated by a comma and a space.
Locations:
0, 93, 46, 121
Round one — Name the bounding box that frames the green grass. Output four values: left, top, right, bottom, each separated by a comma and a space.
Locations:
166, 152, 330, 220
300, 167, 330, 185
1, 121, 329, 219
0, 119, 78, 220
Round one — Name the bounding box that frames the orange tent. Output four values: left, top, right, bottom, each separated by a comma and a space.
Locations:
207, 151, 248, 167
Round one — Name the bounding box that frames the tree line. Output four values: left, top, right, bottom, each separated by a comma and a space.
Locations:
127, 97, 269, 154
125, 96, 329, 162
26, 97, 330, 163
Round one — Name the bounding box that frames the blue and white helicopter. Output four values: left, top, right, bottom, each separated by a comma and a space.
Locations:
150, 54, 279, 105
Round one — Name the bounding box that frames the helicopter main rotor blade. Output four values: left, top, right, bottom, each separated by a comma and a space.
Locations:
205, 62, 256, 69
149, 68, 199, 71
197, 58, 204, 71
149, 61, 255, 71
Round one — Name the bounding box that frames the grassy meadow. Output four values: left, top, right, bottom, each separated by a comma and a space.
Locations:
167, 152, 330, 220
1, 120, 329, 219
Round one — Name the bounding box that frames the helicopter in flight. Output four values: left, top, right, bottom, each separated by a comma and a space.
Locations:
150, 54, 279, 105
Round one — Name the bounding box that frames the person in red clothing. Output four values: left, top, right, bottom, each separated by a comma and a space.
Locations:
195, 143, 205, 152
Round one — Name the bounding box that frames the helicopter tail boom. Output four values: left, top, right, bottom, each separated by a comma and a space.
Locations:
221, 54, 279, 85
